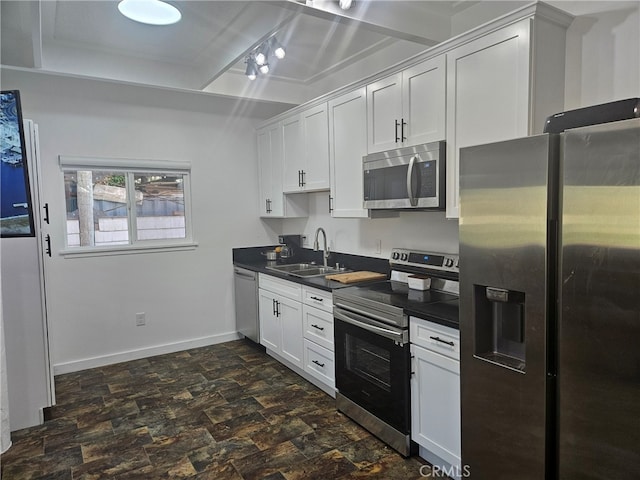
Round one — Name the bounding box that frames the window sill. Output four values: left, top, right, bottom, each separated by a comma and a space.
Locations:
59, 241, 198, 258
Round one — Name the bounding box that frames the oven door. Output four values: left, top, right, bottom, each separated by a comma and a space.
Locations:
334, 306, 411, 434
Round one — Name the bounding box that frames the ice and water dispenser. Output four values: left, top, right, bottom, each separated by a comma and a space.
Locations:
474, 285, 526, 372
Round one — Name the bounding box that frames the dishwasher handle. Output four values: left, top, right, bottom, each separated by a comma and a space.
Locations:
234, 268, 256, 280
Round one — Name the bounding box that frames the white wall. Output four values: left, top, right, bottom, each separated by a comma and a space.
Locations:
559, 1, 639, 108
0, 68, 283, 374
280, 192, 459, 258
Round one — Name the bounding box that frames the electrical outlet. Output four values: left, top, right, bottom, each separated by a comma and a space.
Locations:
136, 312, 146, 326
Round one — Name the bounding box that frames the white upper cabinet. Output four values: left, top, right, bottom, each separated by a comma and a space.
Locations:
328, 88, 369, 218
257, 122, 308, 218
257, 122, 284, 217
446, 14, 569, 218
367, 55, 446, 153
282, 114, 303, 193
283, 103, 330, 193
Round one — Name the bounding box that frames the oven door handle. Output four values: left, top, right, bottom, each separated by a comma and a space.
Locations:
334, 302, 403, 328
334, 308, 407, 344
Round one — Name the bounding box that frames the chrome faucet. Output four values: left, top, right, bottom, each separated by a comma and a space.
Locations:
313, 227, 330, 267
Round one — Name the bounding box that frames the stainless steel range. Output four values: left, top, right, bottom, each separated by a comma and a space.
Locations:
333, 248, 459, 457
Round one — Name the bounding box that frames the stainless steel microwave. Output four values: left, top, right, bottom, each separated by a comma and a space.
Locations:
363, 141, 445, 210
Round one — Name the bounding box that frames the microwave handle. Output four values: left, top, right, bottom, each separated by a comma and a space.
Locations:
407, 155, 418, 206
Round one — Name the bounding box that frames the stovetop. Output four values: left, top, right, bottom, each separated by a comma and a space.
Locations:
333, 280, 459, 330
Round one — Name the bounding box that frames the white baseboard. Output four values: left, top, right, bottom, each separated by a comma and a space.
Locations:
53, 332, 241, 375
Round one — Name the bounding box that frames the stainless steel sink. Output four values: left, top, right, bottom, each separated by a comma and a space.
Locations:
266, 263, 349, 278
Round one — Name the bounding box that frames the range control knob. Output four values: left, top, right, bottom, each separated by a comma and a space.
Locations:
392, 251, 400, 260
401, 253, 409, 261
444, 257, 454, 267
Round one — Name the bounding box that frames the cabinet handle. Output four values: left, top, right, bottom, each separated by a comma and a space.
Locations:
329, 196, 333, 213
301, 170, 306, 187
401, 118, 407, 142
310, 296, 324, 302
276, 300, 281, 317
395, 119, 400, 143
43, 203, 50, 224
298, 170, 302, 187
45, 234, 52, 257
273, 299, 277, 316
312, 360, 325, 368
311, 324, 325, 331
429, 335, 455, 347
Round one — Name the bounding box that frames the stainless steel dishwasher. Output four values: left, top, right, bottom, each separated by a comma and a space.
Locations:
234, 267, 259, 343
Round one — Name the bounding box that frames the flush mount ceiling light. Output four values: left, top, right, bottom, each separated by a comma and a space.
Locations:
118, 0, 182, 25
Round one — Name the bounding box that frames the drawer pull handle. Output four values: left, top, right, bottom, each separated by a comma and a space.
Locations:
310, 296, 324, 302
430, 336, 455, 347
312, 360, 325, 368
311, 324, 325, 331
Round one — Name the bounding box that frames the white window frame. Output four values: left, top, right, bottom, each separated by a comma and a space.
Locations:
59, 155, 197, 257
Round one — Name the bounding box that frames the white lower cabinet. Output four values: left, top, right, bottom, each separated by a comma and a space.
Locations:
258, 274, 303, 368
258, 275, 335, 396
302, 286, 335, 396
410, 317, 461, 475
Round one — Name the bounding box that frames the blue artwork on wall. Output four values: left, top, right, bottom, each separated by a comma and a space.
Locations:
1, 90, 35, 237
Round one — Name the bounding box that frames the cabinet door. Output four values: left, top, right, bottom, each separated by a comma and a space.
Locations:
328, 88, 369, 218
258, 289, 280, 351
411, 343, 461, 467
402, 55, 446, 147
446, 19, 531, 218
257, 126, 272, 216
279, 295, 303, 368
257, 122, 284, 217
282, 114, 304, 193
302, 103, 330, 192
367, 72, 403, 153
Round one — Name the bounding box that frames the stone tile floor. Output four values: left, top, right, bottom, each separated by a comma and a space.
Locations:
1, 340, 438, 479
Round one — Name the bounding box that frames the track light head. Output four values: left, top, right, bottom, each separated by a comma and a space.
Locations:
339, 0, 353, 10
255, 43, 269, 66
270, 37, 286, 59
259, 63, 270, 75
245, 56, 258, 80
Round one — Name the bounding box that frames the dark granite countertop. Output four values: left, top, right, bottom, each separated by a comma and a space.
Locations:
233, 246, 390, 292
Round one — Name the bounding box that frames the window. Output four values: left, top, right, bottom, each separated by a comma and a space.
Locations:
59, 156, 194, 255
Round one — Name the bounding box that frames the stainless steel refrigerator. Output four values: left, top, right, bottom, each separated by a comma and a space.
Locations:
458, 111, 639, 479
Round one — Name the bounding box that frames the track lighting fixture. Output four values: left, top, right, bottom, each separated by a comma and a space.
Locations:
244, 35, 286, 80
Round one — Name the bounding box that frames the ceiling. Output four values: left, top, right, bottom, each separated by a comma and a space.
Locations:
1, 0, 531, 105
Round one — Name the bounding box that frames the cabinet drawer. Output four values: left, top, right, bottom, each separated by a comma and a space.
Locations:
302, 286, 332, 313
303, 305, 334, 351
303, 339, 335, 388
258, 273, 302, 301
410, 316, 460, 360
